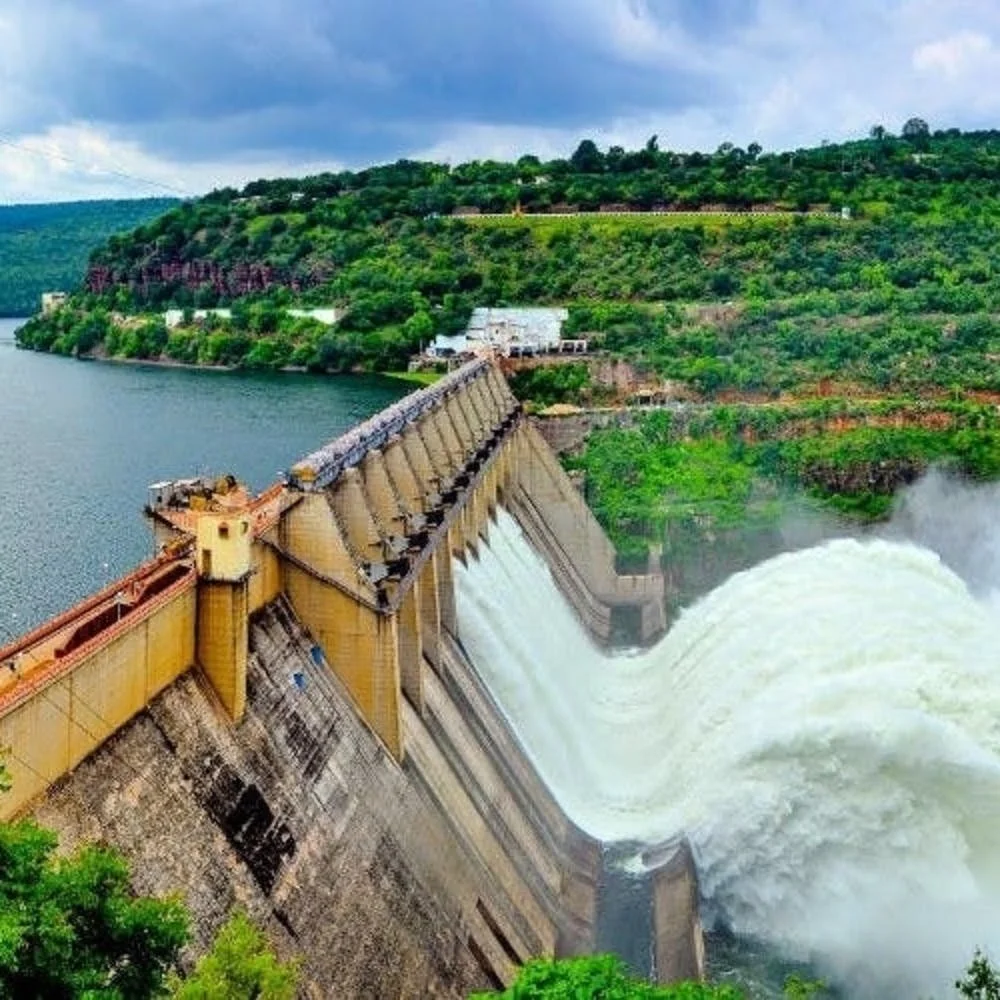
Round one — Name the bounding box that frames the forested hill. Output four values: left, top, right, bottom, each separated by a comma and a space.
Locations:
0, 199, 176, 316
78, 124, 1000, 312
20, 123, 1000, 383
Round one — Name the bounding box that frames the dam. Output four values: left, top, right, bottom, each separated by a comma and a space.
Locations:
5, 349, 1000, 997
0, 358, 689, 995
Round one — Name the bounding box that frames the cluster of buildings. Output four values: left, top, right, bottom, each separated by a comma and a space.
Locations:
38, 294, 342, 331
162, 307, 341, 329
427, 307, 587, 360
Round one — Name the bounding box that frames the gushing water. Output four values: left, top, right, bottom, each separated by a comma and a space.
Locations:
455, 508, 1000, 997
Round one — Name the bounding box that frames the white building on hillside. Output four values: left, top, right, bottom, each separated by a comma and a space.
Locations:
164, 308, 233, 329
287, 307, 341, 325
429, 306, 569, 358
41, 291, 68, 315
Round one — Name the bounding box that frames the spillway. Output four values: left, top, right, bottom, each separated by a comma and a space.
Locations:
456, 508, 1000, 998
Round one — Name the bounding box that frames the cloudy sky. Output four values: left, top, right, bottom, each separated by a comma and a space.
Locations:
1, 0, 999, 202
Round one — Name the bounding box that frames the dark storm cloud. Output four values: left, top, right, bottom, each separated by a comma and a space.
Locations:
9, 0, 1000, 203
10, 0, 724, 163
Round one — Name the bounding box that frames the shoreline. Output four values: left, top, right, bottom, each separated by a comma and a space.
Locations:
31, 345, 441, 386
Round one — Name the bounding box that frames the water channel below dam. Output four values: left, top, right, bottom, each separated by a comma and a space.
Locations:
456, 505, 1000, 998
4, 317, 1000, 997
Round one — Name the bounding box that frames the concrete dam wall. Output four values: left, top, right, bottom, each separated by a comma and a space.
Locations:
34, 596, 596, 996
0, 359, 694, 994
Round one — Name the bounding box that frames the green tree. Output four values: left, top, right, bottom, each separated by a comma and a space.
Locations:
782, 974, 827, 999
403, 309, 435, 348
0, 819, 188, 999
902, 116, 931, 151
170, 910, 298, 1000
570, 139, 604, 175
470, 955, 741, 1000
957, 949, 1000, 1000
508, 363, 591, 406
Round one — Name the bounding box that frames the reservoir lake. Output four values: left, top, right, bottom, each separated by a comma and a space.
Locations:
0, 318, 406, 635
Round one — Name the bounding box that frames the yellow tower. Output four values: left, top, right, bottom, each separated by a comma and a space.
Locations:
195, 513, 252, 722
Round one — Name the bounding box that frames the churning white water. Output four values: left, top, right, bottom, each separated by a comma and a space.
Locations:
455, 508, 1000, 997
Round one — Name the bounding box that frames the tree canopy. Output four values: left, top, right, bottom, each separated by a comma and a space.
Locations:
0, 818, 188, 999
168, 910, 298, 1000
22, 123, 1000, 380
0, 200, 175, 317
471, 955, 745, 1000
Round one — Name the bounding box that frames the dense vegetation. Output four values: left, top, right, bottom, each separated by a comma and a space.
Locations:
0, 817, 187, 997
25, 208, 1000, 387
564, 398, 1000, 599
83, 118, 1000, 225
472, 952, 1000, 999
471, 956, 748, 999
508, 363, 598, 406
572, 400, 1000, 544
18, 122, 1000, 381
168, 910, 297, 1000
0, 200, 175, 317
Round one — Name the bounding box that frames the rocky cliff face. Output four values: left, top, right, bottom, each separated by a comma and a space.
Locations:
33, 596, 597, 997
85, 259, 318, 299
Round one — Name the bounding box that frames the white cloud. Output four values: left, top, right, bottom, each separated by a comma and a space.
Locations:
913, 30, 994, 77
412, 123, 576, 166
667, 0, 1000, 148
0, 123, 345, 203
603, 0, 698, 68
6, 0, 1000, 201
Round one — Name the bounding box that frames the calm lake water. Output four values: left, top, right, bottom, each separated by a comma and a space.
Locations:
0, 318, 406, 635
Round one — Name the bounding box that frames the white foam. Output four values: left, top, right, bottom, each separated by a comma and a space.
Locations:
456, 509, 1000, 997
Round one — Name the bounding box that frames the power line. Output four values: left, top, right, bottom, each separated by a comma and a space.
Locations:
0, 132, 193, 198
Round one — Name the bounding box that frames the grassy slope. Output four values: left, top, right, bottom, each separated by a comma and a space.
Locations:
459, 211, 806, 232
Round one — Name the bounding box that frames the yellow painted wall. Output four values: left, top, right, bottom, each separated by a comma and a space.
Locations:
0, 585, 195, 820
328, 470, 383, 563
196, 514, 252, 582
281, 495, 361, 592
397, 584, 423, 713
361, 450, 407, 537
418, 557, 441, 669
249, 541, 282, 613
285, 564, 402, 759
513, 422, 616, 588
197, 580, 249, 722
